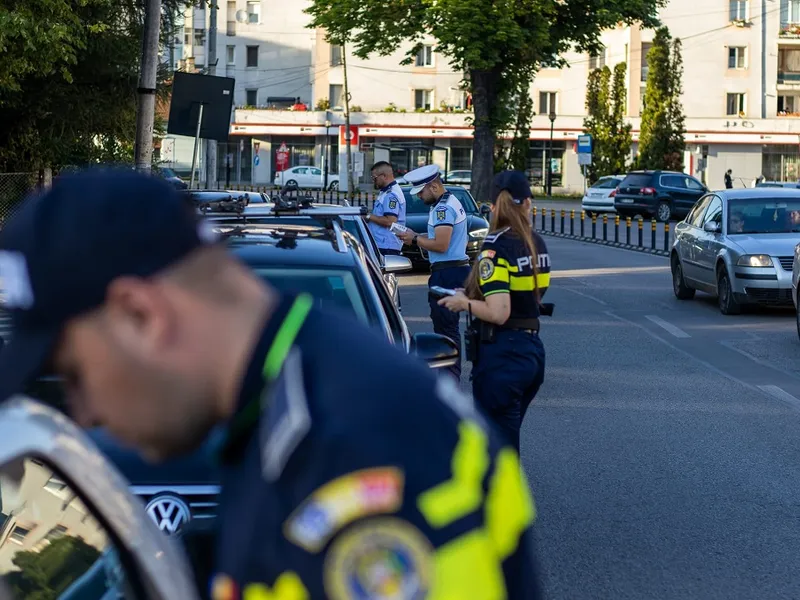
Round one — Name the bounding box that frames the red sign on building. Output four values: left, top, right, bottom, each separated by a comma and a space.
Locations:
339, 125, 359, 148
275, 142, 290, 172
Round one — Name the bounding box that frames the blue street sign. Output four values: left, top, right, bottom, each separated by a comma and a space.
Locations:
577, 134, 593, 154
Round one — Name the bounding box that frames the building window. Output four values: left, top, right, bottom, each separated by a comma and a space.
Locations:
414, 89, 434, 110
538, 91, 557, 115
728, 47, 746, 69
415, 45, 434, 67
778, 94, 800, 115
184, 27, 191, 46
589, 51, 606, 70
45, 525, 68, 542
450, 139, 472, 171
9, 526, 30, 544
44, 475, 70, 497
246, 45, 258, 68
784, 0, 800, 24
227, 0, 236, 35
329, 84, 344, 109
726, 92, 746, 116
330, 45, 343, 67
193, 29, 205, 48
226, 45, 235, 65
641, 42, 652, 82
730, 0, 747, 21
246, 1, 260, 23
246, 89, 258, 106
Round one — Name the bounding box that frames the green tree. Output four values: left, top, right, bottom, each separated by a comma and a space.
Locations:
637, 26, 685, 171
607, 62, 633, 174
6, 535, 102, 599
583, 66, 611, 183
305, 0, 666, 203
0, 0, 188, 172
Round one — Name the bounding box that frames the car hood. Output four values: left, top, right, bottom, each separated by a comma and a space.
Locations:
87, 427, 220, 486
727, 233, 800, 256
405, 213, 489, 234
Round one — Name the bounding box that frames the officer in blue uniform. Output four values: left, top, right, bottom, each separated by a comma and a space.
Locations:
438, 171, 549, 452
397, 164, 470, 380
365, 161, 406, 256
0, 168, 543, 600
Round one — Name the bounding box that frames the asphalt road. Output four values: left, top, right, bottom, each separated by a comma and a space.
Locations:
398, 237, 800, 599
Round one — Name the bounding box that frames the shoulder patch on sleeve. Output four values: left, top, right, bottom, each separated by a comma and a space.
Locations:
435, 207, 448, 222
388, 195, 399, 210
479, 258, 495, 281
284, 468, 404, 553
323, 517, 433, 600
478, 249, 496, 260
260, 347, 312, 482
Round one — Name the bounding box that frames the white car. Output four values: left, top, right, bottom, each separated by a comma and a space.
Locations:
273, 166, 339, 190
581, 174, 625, 214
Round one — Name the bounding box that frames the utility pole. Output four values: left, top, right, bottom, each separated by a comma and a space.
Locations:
342, 44, 356, 199
205, 0, 218, 189
134, 0, 163, 173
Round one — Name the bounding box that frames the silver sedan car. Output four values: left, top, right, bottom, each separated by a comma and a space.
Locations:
671, 188, 800, 314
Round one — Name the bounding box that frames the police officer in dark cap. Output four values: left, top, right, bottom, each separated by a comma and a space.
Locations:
0, 167, 544, 598
438, 170, 549, 452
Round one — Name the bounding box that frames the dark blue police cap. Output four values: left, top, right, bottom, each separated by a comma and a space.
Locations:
0, 167, 214, 400
490, 171, 533, 205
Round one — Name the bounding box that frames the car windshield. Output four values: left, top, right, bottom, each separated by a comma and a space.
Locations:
727, 198, 800, 234
252, 267, 370, 322
402, 188, 478, 214
591, 177, 621, 190
160, 167, 177, 178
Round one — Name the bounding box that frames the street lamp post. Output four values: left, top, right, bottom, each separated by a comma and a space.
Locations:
324, 118, 331, 191
548, 109, 557, 197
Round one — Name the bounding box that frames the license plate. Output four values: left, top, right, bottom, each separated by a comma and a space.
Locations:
620, 198, 634, 203
590, 192, 602, 197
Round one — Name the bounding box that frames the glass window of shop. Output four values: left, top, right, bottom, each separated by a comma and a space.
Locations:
388, 138, 436, 176
526, 141, 566, 188
450, 138, 473, 170
271, 136, 316, 171
215, 139, 252, 184
762, 144, 800, 182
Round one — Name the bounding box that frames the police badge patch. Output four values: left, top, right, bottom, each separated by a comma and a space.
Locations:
436, 209, 447, 222
389, 199, 398, 210
323, 517, 433, 600
479, 257, 494, 280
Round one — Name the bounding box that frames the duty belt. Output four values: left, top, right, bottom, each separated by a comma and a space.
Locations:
430, 259, 470, 272
502, 317, 540, 333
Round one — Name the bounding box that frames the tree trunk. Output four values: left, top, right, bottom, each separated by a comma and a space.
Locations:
470, 67, 501, 205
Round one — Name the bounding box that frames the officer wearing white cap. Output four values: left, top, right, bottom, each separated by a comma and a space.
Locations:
397, 164, 470, 380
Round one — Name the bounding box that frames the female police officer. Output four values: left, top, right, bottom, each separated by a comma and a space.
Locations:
438, 170, 547, 451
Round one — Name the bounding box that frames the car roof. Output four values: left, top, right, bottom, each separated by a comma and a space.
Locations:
716, 188, 800, 200
216, 224, 362, 268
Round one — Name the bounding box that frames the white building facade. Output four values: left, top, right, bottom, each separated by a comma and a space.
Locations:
160, 0, 800, 195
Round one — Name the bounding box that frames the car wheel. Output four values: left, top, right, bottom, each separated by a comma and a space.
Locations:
328, 181, 339, 191
656, 201, 672, 222
671, 255, 695, 300
717, 266, 741, 315
286, 179, 298, 189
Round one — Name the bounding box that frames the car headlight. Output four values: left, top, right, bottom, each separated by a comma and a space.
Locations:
470, 228, 488, 240
737, 254, 773, 267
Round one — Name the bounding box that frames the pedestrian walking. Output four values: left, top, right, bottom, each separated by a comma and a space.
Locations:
365, 161, 406, 256
725, 169, 733, 189
0, 168, 544, 600
396, 164, 470, 381
438, 171, 548, 452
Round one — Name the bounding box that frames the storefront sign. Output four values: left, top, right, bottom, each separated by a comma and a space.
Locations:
276, 142, 289, 172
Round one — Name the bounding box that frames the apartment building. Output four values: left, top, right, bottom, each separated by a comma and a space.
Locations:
162, 0, 800, 193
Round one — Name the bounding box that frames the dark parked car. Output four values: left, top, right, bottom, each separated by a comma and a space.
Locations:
399, 185, 490, 267
614, 170, 708, 222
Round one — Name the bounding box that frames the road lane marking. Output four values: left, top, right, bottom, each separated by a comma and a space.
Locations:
551, 266, 669, 279
757, 385, 800, 410
559, 286, 608, 306
645, 315, 690, 338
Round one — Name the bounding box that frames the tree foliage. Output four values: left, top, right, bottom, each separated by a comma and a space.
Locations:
583, 63, 632, 183
637, 27, 686, 171
0, 0, 188, 171
306, 0, 667, 202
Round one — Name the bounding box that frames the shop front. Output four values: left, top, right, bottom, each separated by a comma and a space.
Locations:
526, 140, 567, 189
762, 144, 800, 182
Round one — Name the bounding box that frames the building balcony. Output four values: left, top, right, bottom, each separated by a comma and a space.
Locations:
780, 23, 800, 38
777, 71, 800, 85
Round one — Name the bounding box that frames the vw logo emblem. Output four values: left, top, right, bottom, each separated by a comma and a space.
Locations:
145, 495, 191, 535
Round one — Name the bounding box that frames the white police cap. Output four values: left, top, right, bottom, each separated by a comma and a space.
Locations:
405, 164, 441, 195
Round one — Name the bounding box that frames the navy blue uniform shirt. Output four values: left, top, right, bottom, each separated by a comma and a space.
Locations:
209, 292, 543, 600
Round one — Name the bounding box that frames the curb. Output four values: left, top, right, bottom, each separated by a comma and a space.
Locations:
535, 228, 670, 257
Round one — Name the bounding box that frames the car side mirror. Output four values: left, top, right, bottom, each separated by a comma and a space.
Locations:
410, 333, 459, 369
703, 221, 719, 233
479, 204, 491, 217
383, 255, 413, 273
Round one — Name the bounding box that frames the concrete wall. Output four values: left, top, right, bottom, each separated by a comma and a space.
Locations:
706, 144, 764, 190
